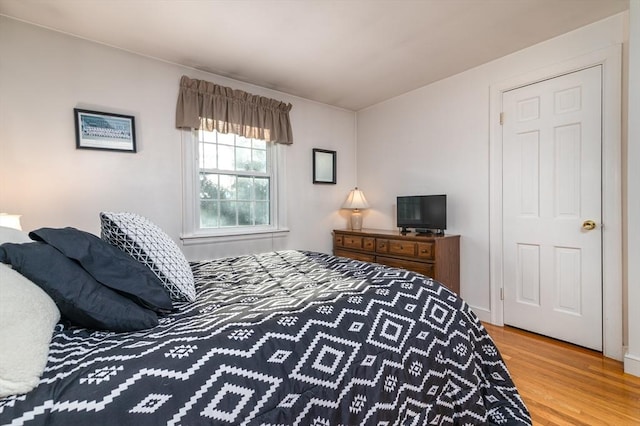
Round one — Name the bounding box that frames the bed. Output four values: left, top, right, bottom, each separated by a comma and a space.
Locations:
0, 216, 530, 425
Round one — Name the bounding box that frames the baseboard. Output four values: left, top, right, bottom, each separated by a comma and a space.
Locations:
624, 351, 640, 377
469, 305, 491, 323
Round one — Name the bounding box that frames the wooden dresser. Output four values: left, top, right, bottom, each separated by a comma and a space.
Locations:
333, 229, 460, 294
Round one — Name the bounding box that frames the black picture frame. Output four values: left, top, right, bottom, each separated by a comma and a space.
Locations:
313, 148, 336, 184
74, 108, 137, 153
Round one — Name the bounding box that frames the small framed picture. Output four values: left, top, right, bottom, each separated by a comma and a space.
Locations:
74, 108, 136, 152
313, 148, 336, 184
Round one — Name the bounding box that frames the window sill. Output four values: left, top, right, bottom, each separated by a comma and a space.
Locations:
180, 227, 290, 246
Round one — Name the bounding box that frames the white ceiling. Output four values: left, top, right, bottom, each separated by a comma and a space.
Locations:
0, 0, 629, 111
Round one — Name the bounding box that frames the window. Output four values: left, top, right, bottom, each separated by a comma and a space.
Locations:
176, 77, 292, 242
198, 129, 270, 228
181, 127, 287, 242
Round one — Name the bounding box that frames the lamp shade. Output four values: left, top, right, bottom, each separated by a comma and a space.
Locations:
0, 213, 22, 230
342, 187, 369, 210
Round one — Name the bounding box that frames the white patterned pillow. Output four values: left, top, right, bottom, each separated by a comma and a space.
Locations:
100, 212, 195, 302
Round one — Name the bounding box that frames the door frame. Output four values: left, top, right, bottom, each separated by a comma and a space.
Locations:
489, 45, 623, 360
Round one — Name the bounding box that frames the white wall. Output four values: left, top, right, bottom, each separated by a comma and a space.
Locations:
625, 0, 640, 376
0, 17, 356, 259
356, 14, 627, 319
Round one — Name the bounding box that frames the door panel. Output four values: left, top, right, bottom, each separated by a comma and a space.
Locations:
502, 66, 602, 351
516, 243, 540, 306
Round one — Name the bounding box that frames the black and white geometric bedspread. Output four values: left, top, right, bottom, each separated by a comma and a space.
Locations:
0, 250, 531, 426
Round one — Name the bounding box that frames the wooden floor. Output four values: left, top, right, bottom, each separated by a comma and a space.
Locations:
484, 323, 640, 425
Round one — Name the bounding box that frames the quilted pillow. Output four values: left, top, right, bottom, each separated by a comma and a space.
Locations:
0, 263, 60, 397
100, 212, 196, 302
29, 227, 173, 313
0, 242, 158, 332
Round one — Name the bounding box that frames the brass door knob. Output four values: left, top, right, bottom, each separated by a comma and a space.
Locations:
582, 220, 597, 231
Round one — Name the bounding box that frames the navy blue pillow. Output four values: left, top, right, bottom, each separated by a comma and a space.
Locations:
0, 242, 158, 332
29, 227, 172, 313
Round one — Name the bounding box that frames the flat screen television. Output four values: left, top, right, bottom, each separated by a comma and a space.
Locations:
397, 194, 447, 235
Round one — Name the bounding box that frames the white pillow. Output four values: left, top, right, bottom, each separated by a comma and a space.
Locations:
100, 212, 196, 302
0, 226, 32, 244
0, 264, 60, 397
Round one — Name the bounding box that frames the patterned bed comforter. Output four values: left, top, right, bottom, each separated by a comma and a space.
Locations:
0, 250, 530, 425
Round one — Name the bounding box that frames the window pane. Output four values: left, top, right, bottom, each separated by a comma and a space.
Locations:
236, 135, 251, 147
220, 201, 236, 226
253, 149, 267, 172
201, 129, 216, 143
200, 143, 216, 170
236, 147, 252, 171
218, 132, 235, 145
219, 174, 236, 200
218, 145, 234, 170
237, 176, 252, 200
200, 173, 219, 199
237, 202, 252, 225
252, 139, 266, 150
200, 200, 219, 228
199, 142, 205, 169
255, 201, 269, 225
255, 177, 269, 200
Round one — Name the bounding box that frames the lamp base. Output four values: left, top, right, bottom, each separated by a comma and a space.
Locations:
350, 210, 363, 231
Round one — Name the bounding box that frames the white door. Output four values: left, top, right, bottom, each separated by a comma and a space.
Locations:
502, 66, 602, 351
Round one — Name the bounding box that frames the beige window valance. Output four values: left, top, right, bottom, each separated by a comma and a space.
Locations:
175, 76, 293, 144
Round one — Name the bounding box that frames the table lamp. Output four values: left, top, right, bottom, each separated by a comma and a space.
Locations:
342, 187, 369, 231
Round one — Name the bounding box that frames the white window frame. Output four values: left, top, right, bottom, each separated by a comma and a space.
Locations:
180, 129, 288, 244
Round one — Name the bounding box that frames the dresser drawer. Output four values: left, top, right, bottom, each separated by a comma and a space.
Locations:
388, 239, 416, 257
417, 242, 434, 260
341, 235, 375, 251
363, 237, 375, 251
376, 256, 434, 277
342, 235, 362, 249
376, 238, 389, 254
335, 248, 376, 262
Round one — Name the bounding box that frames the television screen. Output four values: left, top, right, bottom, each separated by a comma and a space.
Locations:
397, 195, 446, 233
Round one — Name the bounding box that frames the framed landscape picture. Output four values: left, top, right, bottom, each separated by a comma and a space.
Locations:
74, 108, 136, 152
